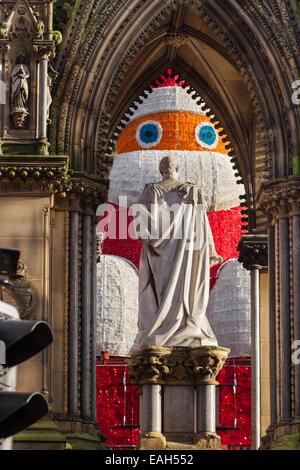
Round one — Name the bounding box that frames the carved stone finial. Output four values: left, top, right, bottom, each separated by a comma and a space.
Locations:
257, 177, 300, 218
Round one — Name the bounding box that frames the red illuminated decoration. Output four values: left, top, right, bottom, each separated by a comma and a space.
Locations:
207, 206, 246, 261
96, 361, 140, 450
96, 358, 251, 450
100, 205, 245, 271
217, 359, 251, 450
100, 204, 142, 269
150, 68, 187, 89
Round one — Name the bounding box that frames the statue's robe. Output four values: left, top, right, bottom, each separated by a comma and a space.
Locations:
133, 182, 222, 347
11, 64, 30, 110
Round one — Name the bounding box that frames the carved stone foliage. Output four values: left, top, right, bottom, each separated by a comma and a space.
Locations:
53, 0, 76, 33
127, 346, 230, 385
0, 156, 70, 194
238, 233, 268, 270
165, 30, 189, 47
0, 156, 108, 210
257, 177, 300, 219
7, 280, 39, 319
67, 173, 109, 210
33, 41, 56, 61
0, 259, 38, 319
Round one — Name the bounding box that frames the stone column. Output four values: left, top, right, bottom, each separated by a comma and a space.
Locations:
91, 225, 97, 422
196, 384, 216, 433
268, 225, 277, 427
257, 176, 300, 446
138, 383, 165, 449
38, 58, 48, 140
127, 346, 229, 450
238, 234, 268, 449
140, 384, 162, 434
33, 44, 55, 155
81, 214, 92, 421
251, 266, 261, 449
60, 176, 108, 449
293, 212, 300, 420
68, 209, 80, 416
278, 216, 291, 422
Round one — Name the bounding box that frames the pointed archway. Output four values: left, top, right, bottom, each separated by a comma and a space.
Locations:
51, 0, 300, 449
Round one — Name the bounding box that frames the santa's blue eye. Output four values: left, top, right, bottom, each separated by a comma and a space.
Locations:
136, 121, 162, 148
195, 123, 218, 149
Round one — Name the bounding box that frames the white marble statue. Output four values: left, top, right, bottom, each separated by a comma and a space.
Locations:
133, 156, 222, 348
11, 63, 30, 111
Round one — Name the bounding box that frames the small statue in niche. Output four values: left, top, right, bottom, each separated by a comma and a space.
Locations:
10, 55, 30, 128
11, 61, 30, 111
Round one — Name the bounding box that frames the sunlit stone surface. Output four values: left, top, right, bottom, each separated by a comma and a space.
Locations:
96, 255, 139, 356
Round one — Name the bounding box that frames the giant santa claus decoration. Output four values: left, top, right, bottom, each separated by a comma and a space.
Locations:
96, 70, 251, 449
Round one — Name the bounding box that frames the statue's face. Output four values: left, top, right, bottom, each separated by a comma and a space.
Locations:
159, 157, 180, 179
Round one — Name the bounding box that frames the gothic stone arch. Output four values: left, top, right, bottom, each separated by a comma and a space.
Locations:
50, 0, 300, 449
0, 0, 296, 450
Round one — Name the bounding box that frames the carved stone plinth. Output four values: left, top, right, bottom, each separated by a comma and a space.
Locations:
127, 346, 230, 450
10, 109, 29, 129
139, 431, 167, 450
194, 432, 221, 450
127, 345, 229, 386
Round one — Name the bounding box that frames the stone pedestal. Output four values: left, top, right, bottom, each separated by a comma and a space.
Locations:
127, 346, 229, 450
13, 421, 67, 451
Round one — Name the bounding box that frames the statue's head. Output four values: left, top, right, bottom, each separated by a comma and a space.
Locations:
159, 156, 180, 179
16, 53, 27, 65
